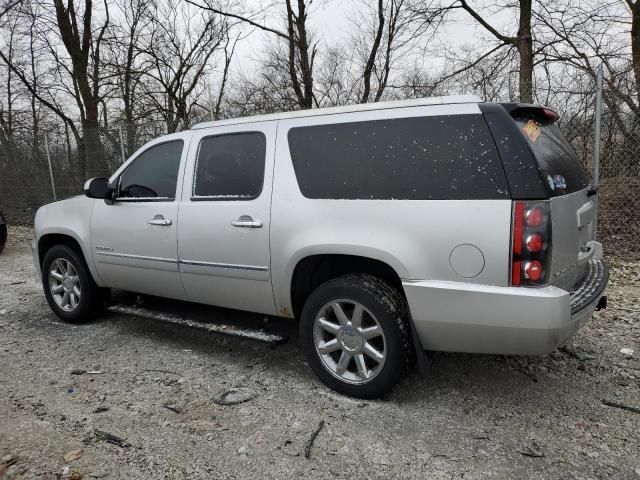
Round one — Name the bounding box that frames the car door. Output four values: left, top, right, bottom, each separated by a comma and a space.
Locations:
177, 122, 277, 315
91, 134, 189, 300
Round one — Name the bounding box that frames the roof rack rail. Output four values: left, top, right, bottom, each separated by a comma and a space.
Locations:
192, 95, 482, 130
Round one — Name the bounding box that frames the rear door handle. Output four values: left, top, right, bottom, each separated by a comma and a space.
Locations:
231, 215, 263, 228
148, 215, 172, 226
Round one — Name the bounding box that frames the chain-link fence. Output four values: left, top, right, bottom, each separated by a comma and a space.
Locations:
0, 119, 167, 223
1, 84, 639, 260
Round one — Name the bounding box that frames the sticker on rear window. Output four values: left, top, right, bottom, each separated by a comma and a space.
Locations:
547, 175, 555, 191
553, 174, 567, 189
522, 119, 541, 142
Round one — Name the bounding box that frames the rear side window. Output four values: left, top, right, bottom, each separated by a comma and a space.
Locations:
118, 140, 183, 199
515, 117, 589, 195
193, 132, 266, 200
287, 115, 509, 200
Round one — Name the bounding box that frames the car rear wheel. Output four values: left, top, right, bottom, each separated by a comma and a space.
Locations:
300, 274, 412, 398
42, 244, 102, 323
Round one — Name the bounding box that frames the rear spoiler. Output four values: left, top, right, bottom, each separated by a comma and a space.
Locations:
499, 103, 560, 124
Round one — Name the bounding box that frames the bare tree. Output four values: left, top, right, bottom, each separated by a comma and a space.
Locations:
0, 8, 17, 159
104, 0, 153, 154
186, 0, 317, 109
537, 2, 638, 113
51, 0, 111, 174
457, 0, 533, 102
412, 0, 534, 102
211, 31, 239, 120
357, 0, 432, 103
0, 0, 21, 20
142, 1, 228, 132
626, 0, 640, 101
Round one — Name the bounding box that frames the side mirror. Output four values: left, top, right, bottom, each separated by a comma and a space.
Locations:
84, 177, 112, 199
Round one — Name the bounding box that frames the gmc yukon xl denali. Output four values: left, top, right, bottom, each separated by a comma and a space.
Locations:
33, 96, 608, 398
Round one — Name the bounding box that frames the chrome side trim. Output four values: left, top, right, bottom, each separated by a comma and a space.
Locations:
94, 251, 269, 272
95, 251, 177, 264
179, 259, 269, 272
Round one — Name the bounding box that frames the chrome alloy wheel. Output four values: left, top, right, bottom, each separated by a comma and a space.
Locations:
313, 299, 387, 384
49, 258, 81, 312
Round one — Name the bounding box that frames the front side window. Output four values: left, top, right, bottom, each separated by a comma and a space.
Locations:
193, 132, 266, 200
287, 115, 510, 200
118, 140, 183, 200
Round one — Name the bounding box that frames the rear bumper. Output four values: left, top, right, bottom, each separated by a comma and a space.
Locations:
403, 257, 608, 355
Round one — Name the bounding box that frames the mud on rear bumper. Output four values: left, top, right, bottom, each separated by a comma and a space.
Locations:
403, 257, 608, 356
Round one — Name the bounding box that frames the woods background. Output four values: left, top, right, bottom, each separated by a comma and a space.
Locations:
0, 0, 638, 257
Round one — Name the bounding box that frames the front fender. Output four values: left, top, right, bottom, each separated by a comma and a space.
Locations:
34, 197, 104, 286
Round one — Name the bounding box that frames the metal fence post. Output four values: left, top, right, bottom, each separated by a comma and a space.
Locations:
593, 63, 603, 240
118, 126, 126, 164
44, 135, 57, 201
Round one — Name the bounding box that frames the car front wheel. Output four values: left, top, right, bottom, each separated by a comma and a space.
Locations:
42, 244, 102, 323
300, 274, 412, 399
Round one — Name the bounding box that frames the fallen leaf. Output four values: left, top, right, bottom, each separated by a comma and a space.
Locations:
63, 448, 83, 463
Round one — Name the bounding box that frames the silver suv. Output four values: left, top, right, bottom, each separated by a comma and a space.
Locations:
33, 96, 608, 398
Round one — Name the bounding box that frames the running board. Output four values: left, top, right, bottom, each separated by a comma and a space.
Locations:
106, 305, 288, 346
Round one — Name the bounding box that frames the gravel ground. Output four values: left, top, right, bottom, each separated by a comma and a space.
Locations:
0, 226, 638, 480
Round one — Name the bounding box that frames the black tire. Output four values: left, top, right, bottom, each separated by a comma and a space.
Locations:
42, 244, 102, 323
299, 274, 412, 399
0, 212, 7, 254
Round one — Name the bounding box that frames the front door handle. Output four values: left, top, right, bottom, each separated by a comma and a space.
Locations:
148, 215, 172, 226
231, 215, 263, 228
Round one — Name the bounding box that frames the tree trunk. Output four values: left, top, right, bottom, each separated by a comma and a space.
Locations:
517, 0, 533, 103
81, 104, 108, 179
630, 2, 640, 102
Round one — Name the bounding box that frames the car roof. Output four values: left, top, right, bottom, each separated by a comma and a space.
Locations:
192, 95, 483, 130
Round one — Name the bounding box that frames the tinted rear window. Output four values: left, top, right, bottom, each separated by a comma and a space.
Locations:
287, 115, 509, 200
193, 132, 265, 200
515, 118, 589, 195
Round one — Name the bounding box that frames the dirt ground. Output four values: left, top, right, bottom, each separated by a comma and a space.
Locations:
0, 226, 638, 480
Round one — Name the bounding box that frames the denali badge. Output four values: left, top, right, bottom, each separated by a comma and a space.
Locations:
95, 246, 113, 252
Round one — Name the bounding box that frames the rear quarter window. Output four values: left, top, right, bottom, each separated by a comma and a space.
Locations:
287, 115, 509, 200
515, 117, 589, 196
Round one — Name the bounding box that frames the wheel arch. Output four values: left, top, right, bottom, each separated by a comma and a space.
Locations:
288, 250, 408, 320
37, 231, 103, 286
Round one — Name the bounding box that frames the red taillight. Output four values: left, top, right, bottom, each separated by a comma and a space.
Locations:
525, 207, 544, 227
511, 201, 551, 286
513, 203, 524, 255
526, 233, 543, 252
524, 260, 543, 281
